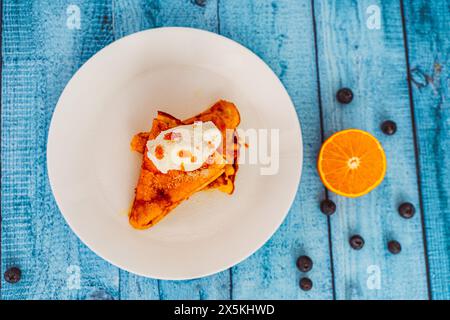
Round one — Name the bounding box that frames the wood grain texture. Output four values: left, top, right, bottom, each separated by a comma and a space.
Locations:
402, 0, 450, 300
313, 0, 429, 299
113, 0, 218, 38
113, 0, 230, 300
1, 0, 448, 300
1, 0, 119, 300
219, 0, 334, 299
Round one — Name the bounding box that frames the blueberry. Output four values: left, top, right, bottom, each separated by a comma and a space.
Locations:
320, 199, 336, 216
4, 267, 21, 284
336, 88, 353, 104
296, 256, 313, 272
398, 202, 415, 219
388, 240, 402, 254
193, 0, 206, 7
299, 277, 313, 291
349, 235, 365, 250
381, 120, 397, 135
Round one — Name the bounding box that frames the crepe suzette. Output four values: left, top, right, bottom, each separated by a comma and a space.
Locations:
129, 100, 241, 229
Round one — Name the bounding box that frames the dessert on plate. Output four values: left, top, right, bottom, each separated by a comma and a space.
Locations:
129, 100, 241, 229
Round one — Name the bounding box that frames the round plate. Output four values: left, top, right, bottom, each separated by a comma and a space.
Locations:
48, 27, 302, 280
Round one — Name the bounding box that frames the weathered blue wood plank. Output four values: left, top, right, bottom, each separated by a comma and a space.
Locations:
219, 0, 334, 299
402, 0, 450, 300
113, 0, 230, 300
313, 0, 429, 299
1, 0, 119, 299
3, 0, 447, 300
113, 0, 219, 38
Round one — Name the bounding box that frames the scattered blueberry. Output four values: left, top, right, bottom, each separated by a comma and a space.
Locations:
388, 240, 402, 254
398, 202, 415, 219
299, 277, 313, 291
193, 0, 206, 7
296, 256, 313, 272
381, 120, 397, 135
4, 267, 21, 284
349, 235, 365, 250
336, 88, 353, 104
320, 199, 336, 216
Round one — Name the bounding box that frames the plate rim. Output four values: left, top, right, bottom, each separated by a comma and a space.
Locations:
47, 27, 303, 280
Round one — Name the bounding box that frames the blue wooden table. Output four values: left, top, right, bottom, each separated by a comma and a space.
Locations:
1, 0, 449, 300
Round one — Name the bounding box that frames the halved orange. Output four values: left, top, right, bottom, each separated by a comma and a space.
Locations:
317, 129, 386, 198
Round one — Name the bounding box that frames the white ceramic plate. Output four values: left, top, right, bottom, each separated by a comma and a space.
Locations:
48, 27, 302, 280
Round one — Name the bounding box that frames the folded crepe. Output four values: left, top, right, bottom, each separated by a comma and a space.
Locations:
129, 100, 240, 229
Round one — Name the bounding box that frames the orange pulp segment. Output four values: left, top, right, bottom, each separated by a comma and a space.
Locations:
317, 129, 387, 198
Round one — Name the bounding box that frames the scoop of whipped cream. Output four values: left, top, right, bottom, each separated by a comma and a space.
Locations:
146, 121, 222, 173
